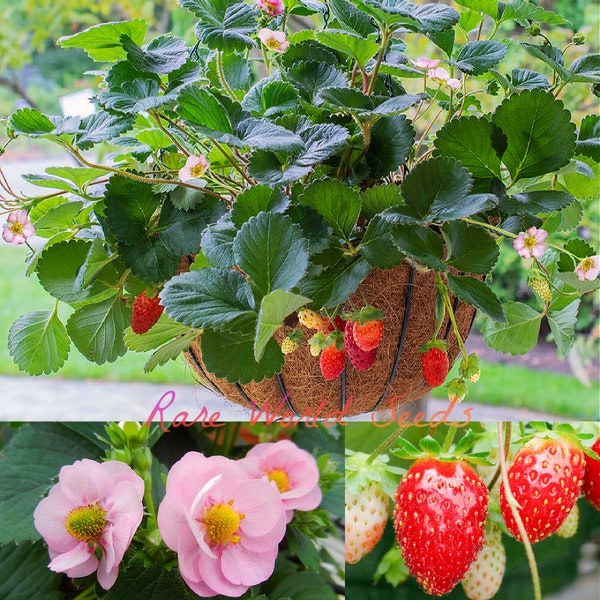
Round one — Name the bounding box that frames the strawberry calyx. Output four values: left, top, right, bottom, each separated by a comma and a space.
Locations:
345, 450, 403, 498
343, 304, 384, 325
309, 329, 344, 352
418, 339, 447, 354
392, 430, 494, 468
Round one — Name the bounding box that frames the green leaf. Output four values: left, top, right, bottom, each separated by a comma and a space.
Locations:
400, 157, 496, 222
299, 179, 361, 241
201, 322, 284, 383
510, 68, 551, 90
97, 78, 175, 114
299, 256, 371, 308
76, 111, 136, 147
428, 28, 455, 59
499, 190, 576, 215
493, 89, 576, 182
182, 0, 259, 52
234, 212, 310, 296
66, 294, 131, 364
8, 311, 70, 376
0, 423, 103, 543
177, 85, 234, 134
242, 79, 301, 118
360, 185, 403, 219
519, 43, 570, 81
36, 239, 108, 304
453, 40, 507, 75
318, 88, 424, 119
446, 273, 505, 322
122, 35, 188, 75
160, 268, 256, 329
119, 239, 181, 284
482, 301, 543, 354
30, 200, 85, 234
0, 541, 62, 600
201, 218, 237, 268
434, 116, 504, 179
359, 216, 405, 269
329, 0, 377, 37
158, 198, 227, 256
144, 331, 199, 372
442, 221, 499, 274
9, 108, 56, 136
125, 316, 196, 352
547, 300, 580, 357
453, 0, 497, 19
104, 557, 199, 600
498, 0, 571, 25
103, 176, 161, 245
231, 185, 289, 227
576, 114, 600, 161
43, 166, 106, 191
286, 62, 348, 103
255, 290, 311, 360
569, 54, 600, 83
57, 19, 147, 62
390, 223, 446, 270
316, 30, 380, 68
207, 51, 252, 92
367, 115, 415, 181
236, 118, 305, 153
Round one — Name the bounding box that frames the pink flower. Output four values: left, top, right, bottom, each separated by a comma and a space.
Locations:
157, 452, 286, 598
447, 77, 461, 90
2, 209, 34, 244
258, 28, 289, 53
257, 0, 285, 17
575, 255, 600, 281
513, 227, 548, 259
243, 440, 322, 521
428, 66, 451, 83
33, 459, 144, 590
179, 154, 209, 182
411, 57, 440, 69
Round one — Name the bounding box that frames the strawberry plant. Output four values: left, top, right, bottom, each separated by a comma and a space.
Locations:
0, 0, 598, 414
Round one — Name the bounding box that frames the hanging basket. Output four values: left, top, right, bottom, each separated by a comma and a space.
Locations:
184, 263, 476, 418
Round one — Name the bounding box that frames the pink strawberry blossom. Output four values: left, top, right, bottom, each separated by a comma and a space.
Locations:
2, 209, 34, 244
157, 452, 286, 597
33, 459, 144, 590
258, 28, 289, 53
575, 254, 600, 281
243, 440, 322, 521
257, 0, 285, 17
411, 57, 440, 69
179, 154, 209, 182
447, 77, 461, 90
513, 226, 548, 259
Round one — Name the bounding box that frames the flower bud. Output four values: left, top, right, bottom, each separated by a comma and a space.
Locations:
447, 378, 468, 403
529, 23, 541, 36
133, 447, 153, 472
572, 32, 585, 45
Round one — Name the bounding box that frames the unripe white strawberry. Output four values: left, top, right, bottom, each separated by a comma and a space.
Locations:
345, 480, 389, 564
556, 502, 579, 538
461, 527, 506, 600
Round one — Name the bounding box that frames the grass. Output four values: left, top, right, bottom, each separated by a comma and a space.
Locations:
0, 245, 598, 420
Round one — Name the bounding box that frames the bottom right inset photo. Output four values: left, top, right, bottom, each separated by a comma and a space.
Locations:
345, 421, 600, 600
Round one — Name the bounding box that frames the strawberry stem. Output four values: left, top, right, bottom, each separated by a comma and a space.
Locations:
497, 423, 542, 600
367, 425, 403, 464
440, 425, 458, 453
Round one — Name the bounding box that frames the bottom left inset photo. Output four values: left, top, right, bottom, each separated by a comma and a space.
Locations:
0, 422, 344, 599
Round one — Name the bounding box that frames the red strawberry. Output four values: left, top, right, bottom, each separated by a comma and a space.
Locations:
323, 315, 346, 333
345, 321, 377, 370
345, 480, 389, 564
582, 434, 600, 511
131, 291, 163, 334
353, 318, 384, 351
393, 457, 489, 596
420, 344, 449, 387
319, 344, 345, 380
500, 436, 586, 544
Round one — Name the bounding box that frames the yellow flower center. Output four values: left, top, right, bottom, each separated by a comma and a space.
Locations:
524, 235, 537, 250
266, 468, 291, 493
580, 257, 594, 272
65, 503, 107, 543
202, 500, 244, 545
191, 163, 206, 178
9, 222, 24, 235
266, 38, 281, 50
